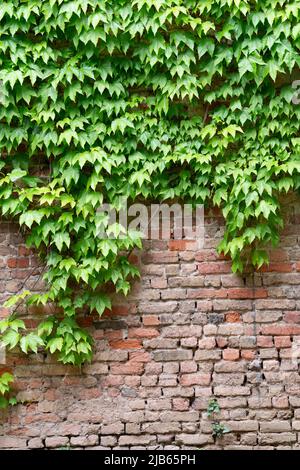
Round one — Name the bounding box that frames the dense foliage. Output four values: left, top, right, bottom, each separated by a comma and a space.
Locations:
1, 0, 300, 404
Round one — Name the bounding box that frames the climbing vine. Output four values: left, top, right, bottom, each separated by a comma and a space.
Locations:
1, 0, 300, 405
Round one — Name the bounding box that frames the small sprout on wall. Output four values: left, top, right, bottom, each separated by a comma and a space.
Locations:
207, 398, 230, 440
207, 398, 220, 417
212, 422, 230, 439
0, 372, 16, 409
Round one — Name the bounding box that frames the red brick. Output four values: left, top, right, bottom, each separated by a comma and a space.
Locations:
284, 312, 300, 323
128, 328, 159, 339
187, 288, 226, 299
195, 250, 219, 262
226, 312, 241, 323
223, 349, 240, 361
129, 351, 151, 362
143, 315, 160, 326
259, 263, 293, 273
216, 337, 228, 348
80, 388, 101, 399
172, 398, 190, 411
142, 252, 178, 264
274, 336, 292, 348
180, 373, 211, 386
168, 240, 187, 251
257, 336, 274, 348
198, 337, 216, 349
197, 262, 232, 274
110, 361, 145, 375
17, 258, 29, 268
272, 396, 289, 409
110, 339, 142, 349
241, 350, 256, 360
262, 325, 300, 335
181, 337, 197, 348
106, 330, 123, 341
151, 279, 168, 289
7, 258, 17, 268
180, 361, 197, 373
228, 288, 268, 299
111, 305, 130, 316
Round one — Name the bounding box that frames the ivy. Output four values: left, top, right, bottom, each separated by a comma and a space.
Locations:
1, 0, 300, 403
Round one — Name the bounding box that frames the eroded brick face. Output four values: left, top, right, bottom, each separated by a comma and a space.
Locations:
0, 196, 300, 450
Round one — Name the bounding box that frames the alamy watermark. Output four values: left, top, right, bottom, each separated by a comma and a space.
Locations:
97, 199, 205, 248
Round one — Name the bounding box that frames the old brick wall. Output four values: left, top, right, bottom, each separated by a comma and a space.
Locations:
0, 196, 300, 450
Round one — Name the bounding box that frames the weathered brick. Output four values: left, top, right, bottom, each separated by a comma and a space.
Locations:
101, 436, 117, 446
272, 396, 289, 409
197, 262, 232, 274
45, 437, 69, 448
161, 288, 186, 300
194, 350, 221, 361
110, 361, 144, 375
214, 361, 246, 373
142, 422, 181, 434
118, 435, 156, 446
153, 350, 192, 362
262, 325, 300, 335
129, 327, 159, 339
198, 337, 216, 349
225, 312, 241, 323
172, 398, 190, 411
292, 421, 300, 431
0, 437, 27, 449
218, 324, 244, 336
101, 422, 124, 435
259, 433, 296, 445
27, 438, 44, 449
257, 336, 274, 347
256, 299, 296, 310
213, 300, 252, 311
223, 349, 240, 361
162, 325, 202, 338
226, 420, 259, 432
143, 315, 160, 326
138, 301, 178, 314
284, 311, 300, 323
274, 336, 292, 348
260, 421, 291, 432
213, 373, 245, 386
181, 337, 198, 348
176, 434, 214, 446
70, 435, 99, 447
214, 386, 251, 396
160, 411, 199, 422
180, 373, 211, 386
255, 311, 282, 323
163, 386, 195, 398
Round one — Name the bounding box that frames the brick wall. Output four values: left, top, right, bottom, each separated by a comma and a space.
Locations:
0, 196, 300, 450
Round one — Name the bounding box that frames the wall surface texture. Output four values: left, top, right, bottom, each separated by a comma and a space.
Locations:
0, 196, 300, 450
